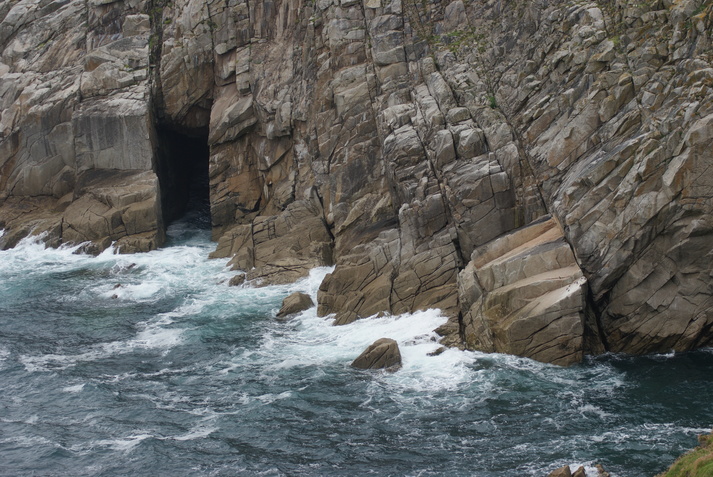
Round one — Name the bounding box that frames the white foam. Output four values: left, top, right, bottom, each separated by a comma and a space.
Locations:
173, 426, 217, 441
103, 281, 163, 300
21, 322, 185, 372
286, 266, 334, 299
256, 391, 293, 405
105, 326, 184, 353
96, 433, 152, 452
62, 383, 85, 393
24, 415, 39, 424
236, 306, 482, 395
0, 435, 55, 447
578, 403, 610, 420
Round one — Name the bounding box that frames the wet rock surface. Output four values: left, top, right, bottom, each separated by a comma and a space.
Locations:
351, 338, 402, 370
1, 0, 712, 362
276, 292, 314, 319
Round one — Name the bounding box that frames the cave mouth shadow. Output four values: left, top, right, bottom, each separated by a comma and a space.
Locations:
155, 127, 211, 230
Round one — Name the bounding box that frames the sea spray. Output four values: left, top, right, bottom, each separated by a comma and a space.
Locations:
0, 218, 711, 476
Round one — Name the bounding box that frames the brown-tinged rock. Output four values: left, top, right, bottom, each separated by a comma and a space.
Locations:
351, 338, 402, 371
547, 465, 572, 477
276, 292, 314, 318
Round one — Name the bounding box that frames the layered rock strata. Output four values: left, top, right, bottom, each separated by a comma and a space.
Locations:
1, 0, 712, 363
459, 216, 601, 366
0, 0, 162, 252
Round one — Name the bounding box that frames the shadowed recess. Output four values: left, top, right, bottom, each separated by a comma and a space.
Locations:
155, 127, 211, 229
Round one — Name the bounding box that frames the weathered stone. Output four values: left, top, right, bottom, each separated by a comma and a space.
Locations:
351, 338, 402, 370
547, 466, 572, 477
276, 292, 314, 318
229, 273, 246, 287
224, 199, 334, 285
595, 464, 610, 477
2, 0, 713, 365
461, 217, 592, 366
571, 466, 586, 477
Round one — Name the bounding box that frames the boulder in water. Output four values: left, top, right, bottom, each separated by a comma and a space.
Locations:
276, 292, 314, 318
351, 338, 402, 371
572, 467, 586, 477
547, 466, 571, 477
229, 273, 246, 287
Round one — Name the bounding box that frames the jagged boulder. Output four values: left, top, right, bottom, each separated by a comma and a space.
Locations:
547, 465, 588, 477
547, 466, 571, 477
276, 292, 314, 319
351, 338, 402, 371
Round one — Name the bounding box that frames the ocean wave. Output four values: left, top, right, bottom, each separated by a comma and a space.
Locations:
20, 323, 186, 372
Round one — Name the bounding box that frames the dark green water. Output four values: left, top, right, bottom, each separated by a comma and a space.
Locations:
0, 219, 711, 476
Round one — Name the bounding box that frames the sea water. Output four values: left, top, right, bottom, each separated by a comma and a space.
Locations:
0, 216, 711, 476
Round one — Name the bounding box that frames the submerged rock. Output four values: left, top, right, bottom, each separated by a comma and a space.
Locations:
276, 292, 314, 319
351, 338, 402, 371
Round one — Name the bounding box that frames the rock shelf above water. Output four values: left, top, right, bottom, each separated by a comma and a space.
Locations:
1, 0, 712, 363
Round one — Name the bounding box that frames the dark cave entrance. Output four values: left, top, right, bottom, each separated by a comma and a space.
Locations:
155, 127, 211, 230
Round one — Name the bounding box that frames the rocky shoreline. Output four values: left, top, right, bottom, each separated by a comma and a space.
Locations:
1, 0, 712, 364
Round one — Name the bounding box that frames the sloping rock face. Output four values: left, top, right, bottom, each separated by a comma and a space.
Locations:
276, 292, 314, 319
460, 216, 602, 366
1, 0, 712, 362
0, 0, 163, 253
351, 338, 402, 370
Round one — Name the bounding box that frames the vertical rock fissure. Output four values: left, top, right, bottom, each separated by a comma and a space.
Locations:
147, 0, 167, 116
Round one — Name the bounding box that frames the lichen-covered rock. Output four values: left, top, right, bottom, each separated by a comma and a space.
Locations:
351, 338, 402, 371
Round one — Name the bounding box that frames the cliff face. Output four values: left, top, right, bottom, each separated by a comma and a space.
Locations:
1, 0, 712, 364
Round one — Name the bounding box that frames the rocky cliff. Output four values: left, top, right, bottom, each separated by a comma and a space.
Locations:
1, 0, 712, 364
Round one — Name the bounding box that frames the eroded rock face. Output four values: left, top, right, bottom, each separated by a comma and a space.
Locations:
351, 338, 402, 370
1, 0, 712, 363
460, 216, 598, 366
0, 0, 163, 253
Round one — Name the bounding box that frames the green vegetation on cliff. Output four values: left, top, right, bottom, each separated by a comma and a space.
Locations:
660, 433, 713, 477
